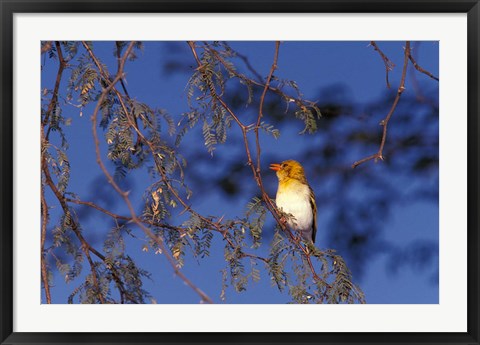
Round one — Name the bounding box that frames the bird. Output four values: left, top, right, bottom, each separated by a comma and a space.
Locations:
269, 160, 317, 243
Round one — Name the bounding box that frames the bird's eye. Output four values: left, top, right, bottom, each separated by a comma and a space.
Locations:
281, 163, 286, 168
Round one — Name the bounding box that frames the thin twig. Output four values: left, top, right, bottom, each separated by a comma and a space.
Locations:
352, 41, 411, 168
408, 43, 439, 108
408, 50, 439, 81
66, 197, 198, 238
256, 41, 280, 173
370, 41, 396, 89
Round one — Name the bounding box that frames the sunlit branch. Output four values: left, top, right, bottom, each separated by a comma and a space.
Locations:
352, 41, 411, 168
408, 44, 439, 108
256, 41, 280, 172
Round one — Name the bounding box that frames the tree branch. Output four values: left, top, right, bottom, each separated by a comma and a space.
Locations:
369, 41, 396, 89
408, 49, 439, 81
352, 41, 411, 168
256, 41, 280, 172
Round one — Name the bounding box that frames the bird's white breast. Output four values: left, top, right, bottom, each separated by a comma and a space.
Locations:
275, 181, 313, 240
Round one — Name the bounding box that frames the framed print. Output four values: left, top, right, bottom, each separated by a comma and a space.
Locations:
1, 1, 479, 344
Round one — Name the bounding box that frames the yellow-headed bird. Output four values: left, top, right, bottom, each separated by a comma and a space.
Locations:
270, 160, 317, 243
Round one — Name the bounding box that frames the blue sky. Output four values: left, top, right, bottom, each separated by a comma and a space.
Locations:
41, 41, 439, 304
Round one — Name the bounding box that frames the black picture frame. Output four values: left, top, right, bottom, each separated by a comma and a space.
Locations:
1, 1, 479, 344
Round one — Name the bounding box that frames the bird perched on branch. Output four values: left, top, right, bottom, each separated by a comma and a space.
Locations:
270, 160, 317, 243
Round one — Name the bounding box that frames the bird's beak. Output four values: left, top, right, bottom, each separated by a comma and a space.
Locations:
269, 163, 281, 171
